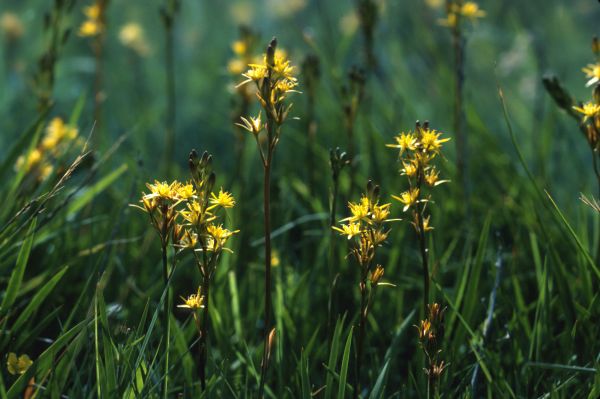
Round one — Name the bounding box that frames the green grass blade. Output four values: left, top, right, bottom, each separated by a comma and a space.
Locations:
67, 163, 128, 216
337, 326, 353, 399
0, 218, 36, 318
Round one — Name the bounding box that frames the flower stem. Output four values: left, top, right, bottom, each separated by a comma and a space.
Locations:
353, 275, 368, 399
258, 157, 272, 398
199, 272, 210, 391
161, 242, 171, 399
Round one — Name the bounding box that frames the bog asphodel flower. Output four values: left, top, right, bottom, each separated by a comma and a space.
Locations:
392, 188, 420, 212
178, 287, 204, 310
582, 62, 600, 87
209, 188, 236, 209
573, 102, 600, 122
79, 3, 103, 37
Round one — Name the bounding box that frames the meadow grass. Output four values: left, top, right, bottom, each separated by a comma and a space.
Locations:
0, 0, 599, 398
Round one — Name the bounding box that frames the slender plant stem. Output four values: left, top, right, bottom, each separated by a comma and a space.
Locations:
163, 12, 176, 175
258, 155, 273, 398
417, 210, 429, 315
161, 242, 171, 399
353, 275, 368, 399
327, 176, 340, 333
199, 272, 210, 391
452, 19, 469, 214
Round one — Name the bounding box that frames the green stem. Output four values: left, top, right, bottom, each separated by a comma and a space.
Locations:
162, 243, 171, 399
258, 156, 273, 398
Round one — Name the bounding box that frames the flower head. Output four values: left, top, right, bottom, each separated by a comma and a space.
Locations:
392, 188, 420, 212
209, 188, 236, 209
573, 102, 600, 122
386, 132, 417, 154
178, 287, 204, 310
420, 128, 450, 153
332, 222, 362, 239
583, 63, 600, 87
6, 353, 32, 375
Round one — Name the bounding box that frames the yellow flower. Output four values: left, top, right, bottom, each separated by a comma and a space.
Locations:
401, 160, 418, 177
573, 102, 600, 122
145, 180, 180, 201
0, 12, 24, 39
6, 353, 32, 375
177, 287, 204, 310
176, 182, 195, 200
371, 203, 391, 224
228, 59, 246, 75
392, 188, 420, 212
459, 2, 485, 20
239, 64, 267, 86
583, 63, 600, 87
209, 188, 236, 209
119, 23, 151, 56
41, 117, 78, 151
424, 168, 448, 187
180, 201, 214, 225
206, 224, 239, 249
347, 197, 370, 222
79, 20, 101, 37
232, 40, 246, 55
370, 229, 389, 246
386, 132, 417, 154
332, 222, 361, 239
420, 128, 450, 153
236, 112, 263, 135
83, 4, 101, 20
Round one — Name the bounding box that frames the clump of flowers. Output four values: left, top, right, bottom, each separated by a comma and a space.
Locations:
388, 121, 450, 312
236, 37, 299, 395
78, 2, 106, 37
416, 303, 448, 396
333, 180, 395, 397
133, 149, 238, 393
438, 0, 485, 28
15, 117, 81, 184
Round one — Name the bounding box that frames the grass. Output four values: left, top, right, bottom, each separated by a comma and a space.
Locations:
0, 0, 599, 398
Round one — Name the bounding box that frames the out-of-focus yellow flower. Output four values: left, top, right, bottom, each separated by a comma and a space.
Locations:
41, 117, 78, 151
6, 353, 32, 375
573, 102, 600, 122
339, 10, 359, 36
460, 2, 486, 20
177, 287, 204, 310
79, 3, 103, 37
119, 23, 151, 56
0, 12, 24, 39
583, 63, 600, 87
79, 20, 101, 37
424, 0, 444, 9
232, 40, 246, 55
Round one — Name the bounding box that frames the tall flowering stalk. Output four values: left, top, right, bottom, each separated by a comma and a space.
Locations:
79, 0, 110, 132
438, 0, 485, 210
236, 37, 299, 397
134, 179, 193, 398
544, 37, 600, 261
159, 0, 180, 173
387, 121, 450, 313
133, 151, 237, 394
333, 180, 395, 399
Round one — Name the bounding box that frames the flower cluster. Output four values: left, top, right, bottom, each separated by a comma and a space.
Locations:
333, 180, 394, 282
6, 353, 32, 376
15, 117, 81, 183
416, 303, 448, 381
236, 38, 299, 156
388, 121, 450, 233
438, 1, 485, 28
573, 37, 600, 151
78, 2, 104, 37
136, 150, 238, 264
